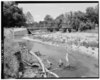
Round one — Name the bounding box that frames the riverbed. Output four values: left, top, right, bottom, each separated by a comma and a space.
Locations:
23, 38, 98, 78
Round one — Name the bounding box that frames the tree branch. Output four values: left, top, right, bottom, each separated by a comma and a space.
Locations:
30, 51, 59, 78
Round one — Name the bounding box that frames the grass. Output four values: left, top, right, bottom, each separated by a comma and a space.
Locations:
84, 29, 98, 33
4, 37, 20, 78
3, 35, 58, 78
82, 41, 98, 48
3, 33, 36, 78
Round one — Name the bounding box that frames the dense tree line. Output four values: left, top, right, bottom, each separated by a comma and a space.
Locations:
3, 1, 98, 32
31, 4, 98, 32
3, 1, 26, 27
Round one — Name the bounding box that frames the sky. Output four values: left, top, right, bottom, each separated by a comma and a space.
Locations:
18, 3, 98, 22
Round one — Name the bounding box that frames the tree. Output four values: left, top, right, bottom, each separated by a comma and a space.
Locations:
71, 17, 80, 31
94, 4, 99, 24
3, 1, 26, 27
25, 11, 34, 24
55, 14, 65, 31
74, 11, 87, 22
44, 15, 53, 22
79, 22, 87, 31
86, 6, 98, 24
39, 21, 45, 28
32, 22, 39, 29
44, 15, 54, 32
64, 11, 74, 29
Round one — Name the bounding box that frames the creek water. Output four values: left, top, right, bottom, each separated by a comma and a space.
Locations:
29, 40, 98, 77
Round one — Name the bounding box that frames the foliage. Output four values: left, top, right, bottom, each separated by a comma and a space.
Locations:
86, 6, 99, 24
44, 15, 54, 32
55, 14, 64, 31
4, 1, 98, 31
71, 16, 80, 31
3, 1, 26, 27
25, 11, 34, 24
35, 4, 98, 32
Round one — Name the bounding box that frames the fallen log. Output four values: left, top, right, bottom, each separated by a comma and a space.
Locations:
30, 51, 59, 78
30, 51, 47, 77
